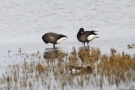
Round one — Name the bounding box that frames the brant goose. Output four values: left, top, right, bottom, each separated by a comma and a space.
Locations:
69, 66, 92, 74
42, 32, 67, 49
77, 28, 99, 47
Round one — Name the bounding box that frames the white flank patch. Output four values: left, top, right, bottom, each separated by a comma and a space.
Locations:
87, 35, 98, 41
71, 68, 76, 73
56, 37, 67, 44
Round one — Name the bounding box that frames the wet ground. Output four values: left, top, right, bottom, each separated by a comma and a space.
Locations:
0, 0, 135, 90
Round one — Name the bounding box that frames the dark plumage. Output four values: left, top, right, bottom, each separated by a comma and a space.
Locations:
42, 32, 67, 49
77, 28, 99, 47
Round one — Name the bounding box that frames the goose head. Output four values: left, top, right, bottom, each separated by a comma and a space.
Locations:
86, 66, 92, 72
77, 28, 84, 38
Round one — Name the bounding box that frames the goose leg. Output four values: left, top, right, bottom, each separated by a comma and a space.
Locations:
87, 42, 89, 47
84, 42, 85, 47
53, 44, 55, 49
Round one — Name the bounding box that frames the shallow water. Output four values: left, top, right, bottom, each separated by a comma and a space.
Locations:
0, 0, 135, 44
0, 0, 135, 90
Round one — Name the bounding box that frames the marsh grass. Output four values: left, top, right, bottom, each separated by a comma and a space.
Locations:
78, 47, 100, 67
0, 46, 135, 90
68, 47, 79, 67
98, 48, 135, 86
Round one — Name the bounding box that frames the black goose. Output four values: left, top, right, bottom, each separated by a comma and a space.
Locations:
77, 28, 99, 47
42, 32, 67, 49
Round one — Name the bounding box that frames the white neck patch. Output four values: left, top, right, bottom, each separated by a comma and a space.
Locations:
56, 37, 67, 44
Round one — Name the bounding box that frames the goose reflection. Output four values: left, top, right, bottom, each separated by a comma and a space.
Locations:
43, 48, 68, 60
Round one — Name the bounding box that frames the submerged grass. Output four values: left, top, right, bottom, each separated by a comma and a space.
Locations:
0, 46, 135, 90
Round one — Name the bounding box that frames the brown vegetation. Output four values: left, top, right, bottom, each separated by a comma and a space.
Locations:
0, 46, 135, 90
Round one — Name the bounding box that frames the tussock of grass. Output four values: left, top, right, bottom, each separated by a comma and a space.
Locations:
68, 47, 79, 66
78, 47, 100, 66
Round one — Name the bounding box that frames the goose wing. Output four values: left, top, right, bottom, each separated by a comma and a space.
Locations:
85, 31, 98, 41
43, 32, 60, 44
84, 30, 98, 35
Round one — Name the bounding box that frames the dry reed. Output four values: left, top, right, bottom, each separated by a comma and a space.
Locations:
0, 46, 135, 90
